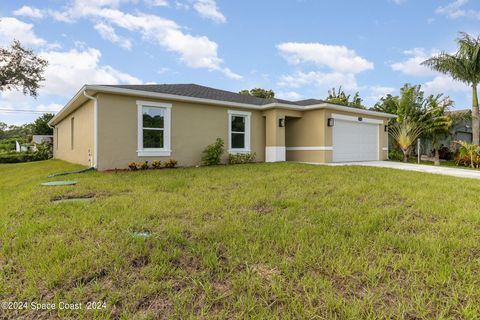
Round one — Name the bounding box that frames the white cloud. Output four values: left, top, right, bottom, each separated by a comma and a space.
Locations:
435, 0, 480, 19
193, 0, 226, 23
277, 42, 374, 74
391, 48, 439, 76
365, 85, 396, 102
39, 47, 141, 97
423, 75, 469, 96
278, 71, 358, 90
13, 6, 44, 19
390, 0, 406, 5
276, 91, 302, 100
46, 1, 240, 79
0, 17, 47, 47
94, 23, 132, 49
145, 0, 169, 6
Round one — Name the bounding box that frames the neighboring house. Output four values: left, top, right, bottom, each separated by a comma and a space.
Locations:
420, 109, 473, 156
48, 84, 396, 170
31, 135, 53, 152
32, 135, 54, 145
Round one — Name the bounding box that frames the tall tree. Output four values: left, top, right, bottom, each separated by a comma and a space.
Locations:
373, 84, 431, 162
0, 40, 48, 97
372, 84, 428, 124
239, 88, 275, 99
422, 32, 480, 144
423, 95, 456, 165
32, 113, 54, 135
325, 86, 365, 109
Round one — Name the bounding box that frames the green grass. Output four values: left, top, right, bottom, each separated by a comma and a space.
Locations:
1, 160, 480, 319
391, 158, 478, 170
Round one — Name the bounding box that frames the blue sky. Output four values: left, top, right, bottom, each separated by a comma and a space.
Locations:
1, 0, 479, 125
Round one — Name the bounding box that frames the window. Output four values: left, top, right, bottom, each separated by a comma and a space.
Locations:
55, 127, 59, 150
137, 100, 172, 156
71, 117, 74, 150
228, 110, 251, 153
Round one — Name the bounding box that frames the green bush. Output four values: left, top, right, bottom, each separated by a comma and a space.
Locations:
34, 142, 53, 160
228, 152, 256, 164
164, 159, 178, 168
0, 152, 38, 163
388, 149, 403, 161
151, 160, 162, 169
140, 161, 149, 170
0, 137, 27, 152
201, 138, 224, 166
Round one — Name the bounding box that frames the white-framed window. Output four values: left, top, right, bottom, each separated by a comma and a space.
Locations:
137, 100, 172, 157
228, 110, 251, 153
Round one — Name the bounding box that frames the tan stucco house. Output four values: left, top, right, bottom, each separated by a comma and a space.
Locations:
48, 84, 396, 170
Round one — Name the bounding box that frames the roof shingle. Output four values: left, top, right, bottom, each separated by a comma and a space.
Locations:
105, 84, 317, 106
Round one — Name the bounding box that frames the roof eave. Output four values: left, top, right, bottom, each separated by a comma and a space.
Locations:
49, 85, 397, 125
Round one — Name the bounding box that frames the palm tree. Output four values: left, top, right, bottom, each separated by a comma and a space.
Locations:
422, 32, 480, 144
389, 121, 424, 162
423, 95, 454, 165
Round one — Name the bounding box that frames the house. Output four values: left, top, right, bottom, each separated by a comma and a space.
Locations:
420, 109, 473, 158
32, 135, 54, 145
48, 84, 396, 170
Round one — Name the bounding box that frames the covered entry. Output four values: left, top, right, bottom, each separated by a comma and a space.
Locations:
332, 115, 381, 162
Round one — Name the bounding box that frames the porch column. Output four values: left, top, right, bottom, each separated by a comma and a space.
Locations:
263, 109, 286, 162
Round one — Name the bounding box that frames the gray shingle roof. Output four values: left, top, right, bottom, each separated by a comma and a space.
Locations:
105, 84, 319, 106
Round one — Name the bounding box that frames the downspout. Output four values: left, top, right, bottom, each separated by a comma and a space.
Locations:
83, 90, 98, 169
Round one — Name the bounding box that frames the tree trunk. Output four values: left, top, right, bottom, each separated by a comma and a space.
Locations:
403, 149, 409, 162
434, 148, 440, 166
472, 83, 479, 144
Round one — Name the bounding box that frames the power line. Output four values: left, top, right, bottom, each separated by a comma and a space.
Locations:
0, 108, 57, 114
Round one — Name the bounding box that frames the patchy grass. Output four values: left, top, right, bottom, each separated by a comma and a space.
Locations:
1, 160, 480, 319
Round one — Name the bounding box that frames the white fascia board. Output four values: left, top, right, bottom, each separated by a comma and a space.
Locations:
48, 85, 88, 126
304, 103, 397, 119
50, 85, 397, 125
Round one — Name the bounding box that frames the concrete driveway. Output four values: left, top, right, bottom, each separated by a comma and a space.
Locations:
308, 161, 480, 180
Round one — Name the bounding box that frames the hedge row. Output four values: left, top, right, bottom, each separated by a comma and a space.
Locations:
0, 152, 48, 163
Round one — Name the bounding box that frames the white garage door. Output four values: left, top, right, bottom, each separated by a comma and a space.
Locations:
332, 119, 379, 162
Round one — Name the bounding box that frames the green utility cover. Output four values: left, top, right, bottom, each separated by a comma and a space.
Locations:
41, 180, 78, 186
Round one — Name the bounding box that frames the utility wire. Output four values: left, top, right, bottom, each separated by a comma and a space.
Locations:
0, 108, 56, 114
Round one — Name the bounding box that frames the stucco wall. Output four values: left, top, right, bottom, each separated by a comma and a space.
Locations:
323, 109, 389, 161
285, 108, 389, 163
96, 93, 265, 170
53, 99, 94, 166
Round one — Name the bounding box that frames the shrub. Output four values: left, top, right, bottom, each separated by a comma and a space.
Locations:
34, 141, 53, 160
152, 160, 162, 169
438, 146, 454, 160
140, 161, 149, 170
388, 149, 403, 161
454, 141, 480, 168
202, 138, 224, 166
0, 152, 39, 163
0, 142, 52, 163
164, 159, 178, 168
128, 162, 138, 170
228, 152, 256, 164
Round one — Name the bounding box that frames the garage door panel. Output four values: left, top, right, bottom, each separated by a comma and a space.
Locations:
332, 120, 379, 162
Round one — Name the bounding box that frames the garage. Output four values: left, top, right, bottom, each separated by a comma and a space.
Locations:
332, 118, 380, 162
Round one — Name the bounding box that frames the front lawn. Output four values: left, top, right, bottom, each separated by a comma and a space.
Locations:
1, 160, 480, 319
391, 158, 480, 170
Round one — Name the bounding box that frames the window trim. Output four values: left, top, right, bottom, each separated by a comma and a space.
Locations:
137, 100, 172, 157
228, 110, 251, 154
